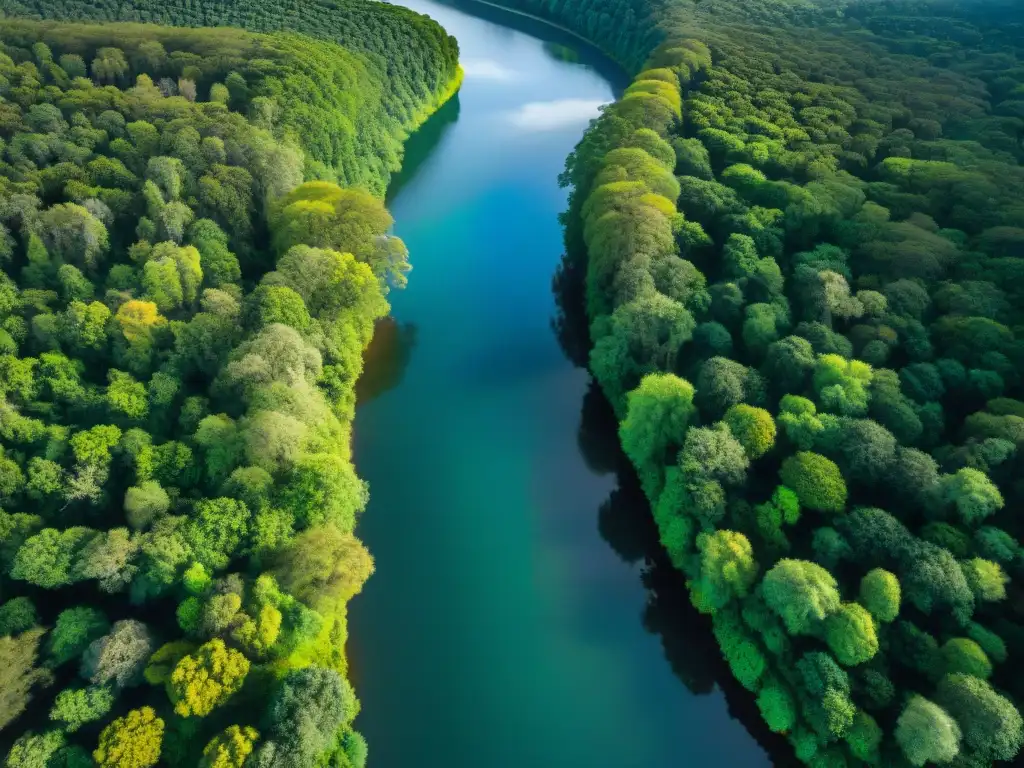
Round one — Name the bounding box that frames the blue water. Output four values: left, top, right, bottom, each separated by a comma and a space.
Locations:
349, 2, 776, 765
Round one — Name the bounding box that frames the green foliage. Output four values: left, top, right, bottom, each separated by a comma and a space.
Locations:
46, 607, 109, 666
49, 686, 114, 731
757, 683, 796, 733
723, 404, 775, 459
824, 603, 878, 667
0, 629, 48, 731
858, 569, 900, 624
896, 696, 962, 767
0, 597, 38, 636
690, 530, 758, 614
620, 373, 695, 498
779, 453, 846, 514
762, 559, 840, 635
940, 638, 992, 679
272, 525, 374, 616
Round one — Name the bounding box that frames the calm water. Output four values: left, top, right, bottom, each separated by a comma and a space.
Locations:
349, 1, 776, 765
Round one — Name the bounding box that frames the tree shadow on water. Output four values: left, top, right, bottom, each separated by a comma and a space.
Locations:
579, 386, 796, 763
356, 317, 418, 405
562, 291, 794, 764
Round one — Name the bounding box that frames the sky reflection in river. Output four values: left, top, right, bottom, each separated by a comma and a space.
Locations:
506, 98, 608, 130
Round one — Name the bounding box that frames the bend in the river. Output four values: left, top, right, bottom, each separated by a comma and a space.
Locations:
350, 1, 778, 764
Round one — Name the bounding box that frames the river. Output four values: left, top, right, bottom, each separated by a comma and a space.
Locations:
349, 1, 778, 765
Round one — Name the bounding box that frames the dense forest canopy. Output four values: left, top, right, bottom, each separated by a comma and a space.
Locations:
0, 0, 461, 195
524, 0, 1024, 763
0, 8, 460, 767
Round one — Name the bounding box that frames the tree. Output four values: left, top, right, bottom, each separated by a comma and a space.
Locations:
260, 666, 357, 764
93, 707, 164, 768
124, 481, 170, 530
940, 638, 992, 679
779, 452, 847, 513
723, 404, 776, 458
963, 558, 1008, 602
591, 293, 695, 413
858, 569, 900, 623
12, 527, 95, 588
695, 357, 761, 419
896, 696, 962, 766
49, 686, 115, 731
39, 203, 109, 270
47, 607, 109, 666
0, 629, 48, 731
941, 468, 1004, 526
901, 542, 975, 623
200, 726, 259, 768
678, 423, 749, 487
690, 530, 758, 613
619, 373, 695, 498
81, 619, 153, 688
272, 525, 373, 616
74, 527, 139, 592
168, 639, 249, 717
183, 498, 250, 571
762, 559, 840, 634
824, 602, 878, 666
5, 730, 66, 767
936, 673, 1023, 763
277, 453, 367, 533
838, 711, 878, 763
756, 683, 796, 733
0, 597, 38, 636
796, 651, 854, 740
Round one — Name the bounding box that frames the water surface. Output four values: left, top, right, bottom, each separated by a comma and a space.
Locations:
350, 2, 776, 765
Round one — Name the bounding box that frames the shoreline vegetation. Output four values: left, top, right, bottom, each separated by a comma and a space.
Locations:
0, 5, 460, 766
498, 0, 1024, 765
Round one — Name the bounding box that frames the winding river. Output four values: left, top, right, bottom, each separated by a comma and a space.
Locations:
350, 1, 777, 765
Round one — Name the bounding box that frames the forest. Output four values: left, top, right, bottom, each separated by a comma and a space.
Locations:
530, 0, 1024, 764
0, 8, 460, 767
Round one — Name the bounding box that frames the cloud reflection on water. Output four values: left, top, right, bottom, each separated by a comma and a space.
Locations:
506, 98, 607, 130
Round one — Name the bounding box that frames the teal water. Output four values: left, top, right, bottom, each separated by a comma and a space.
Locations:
350, 1, 776, 765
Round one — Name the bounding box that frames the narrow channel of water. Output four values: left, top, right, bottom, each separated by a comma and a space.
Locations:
349, 2, 776, 764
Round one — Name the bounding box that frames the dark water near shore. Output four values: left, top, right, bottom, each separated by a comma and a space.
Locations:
350, 1, 778, 764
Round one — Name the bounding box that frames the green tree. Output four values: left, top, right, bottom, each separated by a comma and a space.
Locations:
824, 602, 878, 666
723, 404, 775, 459
779, 453, 847, 513
690, 530, 758, 614
762, 559, 840, 634
46, 607, 109, 666
858, 568, 900, 623
273, 525, 373, 616
49, 686, 114, 731
896, 696, 962, 767
619, 373, 695, 498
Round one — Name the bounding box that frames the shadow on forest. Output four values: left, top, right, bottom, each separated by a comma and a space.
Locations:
553, 248, 797, 766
